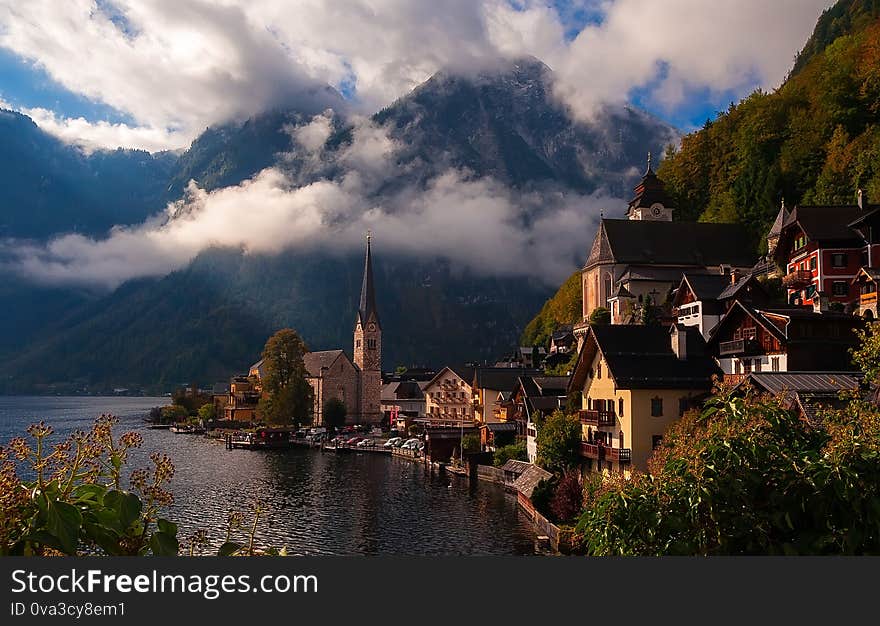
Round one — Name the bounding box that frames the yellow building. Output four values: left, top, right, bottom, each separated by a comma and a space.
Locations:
424, 366, 475, 425
568, 324, 719, 473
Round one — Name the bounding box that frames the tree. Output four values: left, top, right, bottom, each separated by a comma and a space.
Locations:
535, 410, 582, 474
493, 441, 527, 467
323, 397, 347, 432
588, 307, 611, 325
257, 329, 314, 427
549, 471, 584, 523
198, 403, 216, 424
461, 434, 480, 455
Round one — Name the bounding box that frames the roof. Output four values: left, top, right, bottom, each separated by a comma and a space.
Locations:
743, 371, 861, 395
501, 459, 531, 475
381, 382, 400, 401
586, 219, 757, 269
627, 167, 673, 212
482, 422, 517, 432
768, 203, 789, 239
781, 205, 864, 245
717, 272, 765, 301
611, 283, 635, 299
357, 235, 380, 326
303, 350, 346, 377
249, 358, 265, 378
512, 465, 553, 499
680, 273, 732, 301
474, 367, 542, 392
570, 325, 721, 391
425, 365, 475, 389
532, 376, 569, 394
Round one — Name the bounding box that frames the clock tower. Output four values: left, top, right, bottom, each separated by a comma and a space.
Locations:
626, 152, 674, 222
353, 232, 382, 424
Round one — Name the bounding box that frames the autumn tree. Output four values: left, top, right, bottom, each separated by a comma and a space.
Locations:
535, 410, 582, 474
257, 329, 313, 427
323, 397, 347, 432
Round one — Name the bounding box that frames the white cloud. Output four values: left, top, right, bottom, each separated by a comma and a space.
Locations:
0, 1, 834, 150
1, 114, 613, 288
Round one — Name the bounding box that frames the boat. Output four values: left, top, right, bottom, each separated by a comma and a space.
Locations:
146, 423, 172, 430
170, 424, 206, 435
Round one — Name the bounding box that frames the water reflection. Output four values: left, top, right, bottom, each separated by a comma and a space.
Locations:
0, 397, 536, 555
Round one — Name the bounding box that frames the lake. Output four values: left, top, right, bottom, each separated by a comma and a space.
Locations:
0, 396, 537, 555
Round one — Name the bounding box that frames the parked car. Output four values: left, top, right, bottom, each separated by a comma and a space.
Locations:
383, 437, 402, 448
345, 436, 362, 445
401, 438, 420, 449
357, 438, 375, 448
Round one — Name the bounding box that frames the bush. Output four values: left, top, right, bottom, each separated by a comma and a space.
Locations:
493, 441, 527, 467
549, 471, 584, 523
588, 307, 610, 325
535, 410, 581, 474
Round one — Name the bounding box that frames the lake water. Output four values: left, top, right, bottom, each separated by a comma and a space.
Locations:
0, 396, 536, 555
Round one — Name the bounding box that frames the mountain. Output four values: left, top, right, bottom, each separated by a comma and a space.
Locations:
657, 0, 880, 246
0, 109, 176, 239
0, 58, 677, 392
523, 0, 878, 347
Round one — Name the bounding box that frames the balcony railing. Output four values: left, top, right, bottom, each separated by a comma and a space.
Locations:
579, 442, 631, 463
782, 269, 813, 289
578, 409, 616, 426
861, 292, 878, 306
718, 338, 761, 356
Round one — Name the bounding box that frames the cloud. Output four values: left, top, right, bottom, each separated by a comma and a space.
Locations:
0, 1, 833, 150
1, 115, 614, 289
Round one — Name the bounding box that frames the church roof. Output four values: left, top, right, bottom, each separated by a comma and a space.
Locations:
768, 203, 789, 239
585, 219, 756, 269
627, 157, 673, 213
304, 350, 347, 377
358, 234, 380, 326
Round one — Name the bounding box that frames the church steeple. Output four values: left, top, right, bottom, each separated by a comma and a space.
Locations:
358, 230, 379, 327
626, 151, 673, 221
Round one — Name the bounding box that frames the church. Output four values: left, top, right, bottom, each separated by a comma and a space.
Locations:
249, 234, 383, 425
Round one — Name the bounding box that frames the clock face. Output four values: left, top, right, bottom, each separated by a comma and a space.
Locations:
651, 204, 663, 216
368, 323, 376, 331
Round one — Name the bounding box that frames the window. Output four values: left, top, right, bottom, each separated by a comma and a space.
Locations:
832, 281, 848, 297
771, 356, 780, 372
831, 253, 847, 268
367, 338, 377, 349
743, 359, 752, 374
809, 256, 817, 270
596, 362, 602, 379
678, 397, 689, 416
356, 339, 361, 348
651, 397, 663, 417
754, 359, 762, 373
618, 397, 624, 417
652, 435, 664, 450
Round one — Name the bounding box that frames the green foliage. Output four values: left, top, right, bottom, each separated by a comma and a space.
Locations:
573, 389, 880, 555
492, 430, 516, 448
659, 12, 880, 247
198, 403, 216, 423
852, 321, 880, 383
160, 404, 189, 423
544, 351, 578, 376
493, 441, 527, 467
521, 271, 582, 347
588, 307, 610, 325
530, 477, 557, 519
0, 416, 178, 556
462, 434, 481, 455
535, 410, 582, 474
323, 398, 347, 431
258, 329, 314, 427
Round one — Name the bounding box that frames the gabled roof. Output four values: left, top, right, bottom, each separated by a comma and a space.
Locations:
474, 367, 542, 392
717, 272, 766, 301
768, 203, 790, 239
569, 325, 720, 391
424, 365, 475, 389
627, 167, 674, 213
674, 273, 731, 305
303, 349, 348, 377
512, 465, 553, 499
781, 205, 864, 245
249, 358, 265, 378
706, 301, 788, 346
585, 219, 756, 269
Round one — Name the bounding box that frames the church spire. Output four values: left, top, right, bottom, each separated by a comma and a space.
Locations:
358, 230, 379, 325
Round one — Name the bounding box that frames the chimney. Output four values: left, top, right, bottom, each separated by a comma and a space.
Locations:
859, 188, 867, 211
671, 325, 687, 360
812, 291, 829, 314
730, 268, 739, 285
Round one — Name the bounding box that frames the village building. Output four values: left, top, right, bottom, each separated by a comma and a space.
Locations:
505, 375, 568, 435
671, 271, 769, 339
424, 366, 476, 424
219, 375, 260, 422
380, 380, 427, 426
568, 324, 720, 473
852, 267, 880, 319
706, 301, 862, 382
472, 367, 542, 423
774, 191, 880, 310
577, 158, 756, 346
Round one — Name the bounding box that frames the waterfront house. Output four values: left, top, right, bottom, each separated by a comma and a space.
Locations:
506, 375, 568, 436
568, 324, 720, 474
221, 375, 261, 422
424, 366, 476, 424
852, 267, 880, 319
706, 301, 861, 382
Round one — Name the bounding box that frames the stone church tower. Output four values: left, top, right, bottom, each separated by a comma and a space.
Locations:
353, 233, 382, 424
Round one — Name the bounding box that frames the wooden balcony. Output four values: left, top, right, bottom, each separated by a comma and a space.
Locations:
782, 269, 813, 289
861, 292, 878, 306
578, 409, 616, 426
579, 442, 631, 463
718, 338, 761, 357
